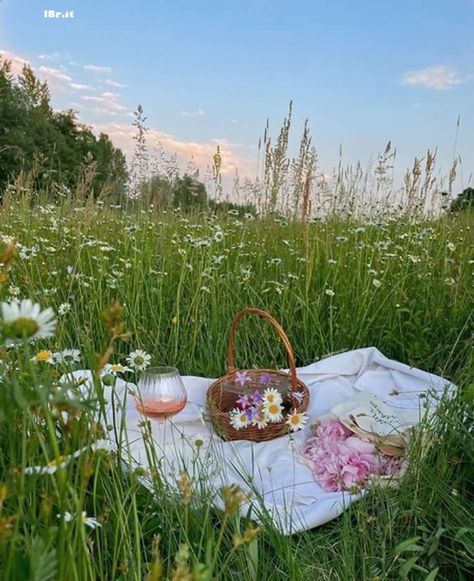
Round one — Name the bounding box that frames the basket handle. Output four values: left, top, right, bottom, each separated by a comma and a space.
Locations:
227, 307, 298, 393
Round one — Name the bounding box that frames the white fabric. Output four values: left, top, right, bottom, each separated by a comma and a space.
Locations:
69, 347, 454, 534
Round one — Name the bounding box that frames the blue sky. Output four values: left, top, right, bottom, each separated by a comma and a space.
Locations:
1, 0, 473, 185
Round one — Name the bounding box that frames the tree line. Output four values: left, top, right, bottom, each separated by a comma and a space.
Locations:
0, 57, 128, 199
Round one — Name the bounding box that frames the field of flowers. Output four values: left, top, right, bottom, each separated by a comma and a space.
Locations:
0, 200, 472, 579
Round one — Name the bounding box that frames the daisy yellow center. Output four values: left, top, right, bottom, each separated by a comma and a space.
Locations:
36, 350, 52, 361
290, 416, 300, 425
9, 317, 39, 339
268, 404, 279, 414
239, 414, 247, 422
133, 356, 144, 365
267, 395, 275, 402
110, 365, 123, 372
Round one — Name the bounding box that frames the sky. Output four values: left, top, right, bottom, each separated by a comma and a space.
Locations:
1, 0, 473, 187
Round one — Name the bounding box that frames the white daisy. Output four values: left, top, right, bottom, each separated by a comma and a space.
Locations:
31, 350, 55, 364
102, 363, 132, 376
264, 401, 283, 423
252, 412, 268, 430
54, 349, 81, 365
286, 409, 308, 432
126, 349, 151, 371
81, 512, 101, 529
24, 440, 110, 475
1, 299, 56, 343
60, 511, 74, 523
58, 302, 71, 315
24, 455, 71, 475
262, 388, 283, 406
229, 408, 249, 430
58, 511, 101, 529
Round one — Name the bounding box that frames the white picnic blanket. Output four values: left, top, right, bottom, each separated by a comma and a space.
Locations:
69, 347, 455, 535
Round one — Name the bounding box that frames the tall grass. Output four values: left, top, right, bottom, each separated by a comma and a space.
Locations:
0, 199, 472, 579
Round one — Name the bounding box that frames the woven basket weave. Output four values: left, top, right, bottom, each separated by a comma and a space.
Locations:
207, 307, 309, 442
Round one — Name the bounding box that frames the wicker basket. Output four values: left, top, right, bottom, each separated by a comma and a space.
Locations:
207, 307, 309, 442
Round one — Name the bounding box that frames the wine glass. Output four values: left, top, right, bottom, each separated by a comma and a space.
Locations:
135, 366, 187, 419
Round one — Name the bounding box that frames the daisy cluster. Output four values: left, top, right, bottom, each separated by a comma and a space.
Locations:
228, 379, 307, 432
301, 420, 404, 493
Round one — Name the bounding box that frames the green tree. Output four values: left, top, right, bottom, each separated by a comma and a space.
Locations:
172, 175, 207, 210
0, 56, 128, 199
450, 187, 473, 212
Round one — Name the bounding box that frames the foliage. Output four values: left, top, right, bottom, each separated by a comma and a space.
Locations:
139, 172, 257, 214
0, 57, 128, 199
450, 187, 474, 213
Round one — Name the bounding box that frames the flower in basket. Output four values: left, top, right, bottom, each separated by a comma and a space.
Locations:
229, 387, 307, 432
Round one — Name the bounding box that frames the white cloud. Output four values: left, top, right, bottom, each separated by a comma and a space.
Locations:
92, 122, 255, 177
80, 92, 128, 115
84, 64, 112, 74
181, 109, 205, 118
69, 82, 93, 90
403, 65, 463, 90
38, 52, 62, 62
104, 79, 125, 88
37, 66, 72, 83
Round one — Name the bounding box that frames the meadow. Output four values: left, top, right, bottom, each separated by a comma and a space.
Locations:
0, 197, 472, 580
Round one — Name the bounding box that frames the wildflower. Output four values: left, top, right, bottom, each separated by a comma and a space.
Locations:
250, 390, 264, 405
229, 408, 249, 430
262, 388, 282, 406
127, 349, 151, 371
259, 373, 272, 386
81, 512, 101, 529
291, 391, 304, 404
59, 511, 101, 529
372, 279, 382, 289
171, 316, 178, 324
447, 242, 456, 252
235, 370, 250, 387
54, 349, 81, 365
252, 412, 268, 429
286, 410, 308, 432
264, 401, 283, 423
325, 289, 335, 297
32, 350, 54, 364
58, 302, 71, 315
190, 433, 207, 448
102, 363, 132, 376
236, 393, 252, 409
24, 440, 110, 475
1, 299, 56, 343
7, 285, 20, 298
24, 455, 70, 475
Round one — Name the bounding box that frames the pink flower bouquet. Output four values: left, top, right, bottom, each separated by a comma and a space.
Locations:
300, 419, 405, 492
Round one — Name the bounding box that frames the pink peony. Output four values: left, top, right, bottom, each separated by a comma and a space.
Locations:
301, 419, 403, 492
